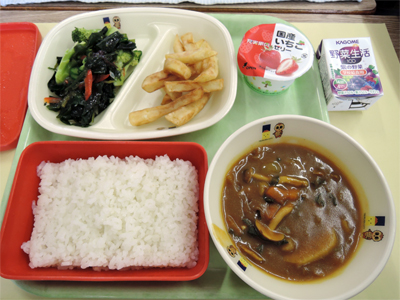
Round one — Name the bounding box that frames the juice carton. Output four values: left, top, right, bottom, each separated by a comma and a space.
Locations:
316, 37, 383, 111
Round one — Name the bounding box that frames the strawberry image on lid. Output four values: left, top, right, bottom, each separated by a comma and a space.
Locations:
259, 44, 281, 70
238, 23, 314, 95
276, 57, 300, 75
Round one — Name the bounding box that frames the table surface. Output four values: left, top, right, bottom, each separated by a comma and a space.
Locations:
0, 10, 398, 59
0, 8, 399, 300
0, 0, 378, 15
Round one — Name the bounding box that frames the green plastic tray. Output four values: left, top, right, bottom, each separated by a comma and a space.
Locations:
0, 13, 329, 299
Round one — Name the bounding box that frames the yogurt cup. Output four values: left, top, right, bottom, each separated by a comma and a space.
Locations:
238, 23, 314, 95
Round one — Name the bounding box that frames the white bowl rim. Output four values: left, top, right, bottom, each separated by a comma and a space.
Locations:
204, 114, 396, 300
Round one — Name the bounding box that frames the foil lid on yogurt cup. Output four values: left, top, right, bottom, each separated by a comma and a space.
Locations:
238, 23, 314, 82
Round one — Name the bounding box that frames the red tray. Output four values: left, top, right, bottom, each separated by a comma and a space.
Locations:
0, 141, 209, 281
0, 22, 42, 151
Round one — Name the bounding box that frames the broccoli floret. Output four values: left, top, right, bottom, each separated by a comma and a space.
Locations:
54, 41, 88, 85
106, 26, 119, 36
71, 28, 100, 43
71, 26, 119, 43
113, 50, 142, 86
114, 50, 134, 69
69, 57, 87, 80
55, 45, 77, 84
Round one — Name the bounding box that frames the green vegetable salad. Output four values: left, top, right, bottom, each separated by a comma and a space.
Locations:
45, 26, 142, 127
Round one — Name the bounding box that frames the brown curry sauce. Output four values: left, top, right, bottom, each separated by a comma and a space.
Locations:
222, 143, 363, 281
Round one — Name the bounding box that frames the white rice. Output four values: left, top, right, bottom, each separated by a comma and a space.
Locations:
21, 155, 199, 270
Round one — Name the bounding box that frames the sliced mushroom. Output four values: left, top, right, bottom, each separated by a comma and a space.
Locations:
237, 242, 265, 262
243, 169, 306, 188
269, 203, 295, 230
281, 237, 296, 252
331, 173, 342, 182
243, 168, 255, 183
255, 218, 285, 242
258, 181, 269, 196
312, 169, 325, 177
226, 215, 244, 235
279, 176, 309, 187
243, 168, 273, 184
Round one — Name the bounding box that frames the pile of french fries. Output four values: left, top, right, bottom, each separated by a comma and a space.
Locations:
129, 32, 224, 127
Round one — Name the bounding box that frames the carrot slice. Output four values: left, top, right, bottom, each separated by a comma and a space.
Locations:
84, 69, 93, 100
265, 186, 286, 204
287, 189, 300, 201
94, 73, 110, 83
44, 97, 61, 104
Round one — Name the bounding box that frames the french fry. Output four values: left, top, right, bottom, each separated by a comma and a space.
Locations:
180, 32, 194, 45
129, 88, 204, 126
165, 93, 210, 126
164, 81, 201, 93
190, 61, 203, 77
186, 64, 200, 77
164, 58, 192, 80
165, 48, 217, 64
201, 55, 214, 70
164, 88, 182, 101
142, 70, 178, 93
183, 39, 205, 52
188, 48, 215, 79
165, 78, 224, 93
194, 56, 219, 82
173, 34, 184, 53
199, 40, 212, 50
134, 32, 223, 128
161, 88, 181, 105
200, 78, 224, 92
161, 93, 172, 105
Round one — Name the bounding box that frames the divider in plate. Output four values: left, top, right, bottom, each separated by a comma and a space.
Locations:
28, 8, 237, 140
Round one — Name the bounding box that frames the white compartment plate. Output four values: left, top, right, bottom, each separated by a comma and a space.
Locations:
28, 8, 237, 140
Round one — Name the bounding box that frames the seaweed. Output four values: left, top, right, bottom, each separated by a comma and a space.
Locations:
45, 26, 142, 127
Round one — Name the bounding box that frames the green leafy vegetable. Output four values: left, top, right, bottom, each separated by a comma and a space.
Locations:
55, 45, 82, 85
46, 26, 142, 127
